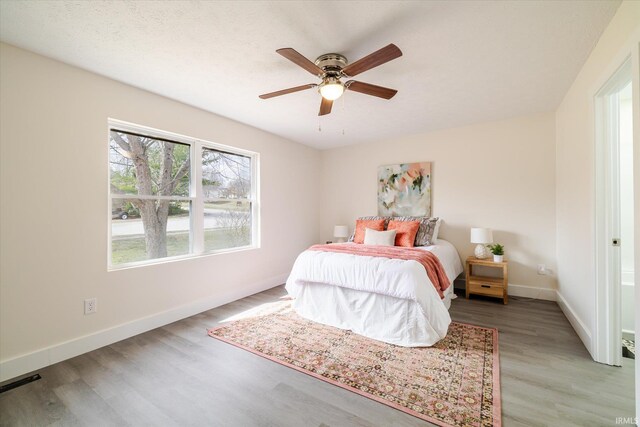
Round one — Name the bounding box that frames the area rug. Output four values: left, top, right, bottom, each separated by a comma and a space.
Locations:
208, 302, 500, 427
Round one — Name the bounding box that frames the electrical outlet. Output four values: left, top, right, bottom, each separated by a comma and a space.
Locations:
537, 264, 546, 275
84, 298, 97, 315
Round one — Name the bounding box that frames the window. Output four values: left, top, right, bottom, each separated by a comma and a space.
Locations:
108, 120, 258, 269
201, 147, 253, 252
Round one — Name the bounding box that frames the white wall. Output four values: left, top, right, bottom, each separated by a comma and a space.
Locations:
0, 43, 321, 380
319, 112, 557, 296
555, 1, 640, 357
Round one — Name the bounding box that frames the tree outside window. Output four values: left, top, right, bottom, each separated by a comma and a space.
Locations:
109, 126, 256, 268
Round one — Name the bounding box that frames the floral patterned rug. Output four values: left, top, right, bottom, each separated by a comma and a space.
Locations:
208, 302, 500, 427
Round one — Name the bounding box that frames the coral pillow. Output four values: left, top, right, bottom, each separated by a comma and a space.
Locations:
387, 220, 421, 247
353, 219, 385, 244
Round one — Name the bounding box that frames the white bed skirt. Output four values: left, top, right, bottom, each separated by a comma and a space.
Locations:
290, 282, 456, 347
286, 239, 463, 347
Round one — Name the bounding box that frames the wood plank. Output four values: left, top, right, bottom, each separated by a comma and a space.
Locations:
0, 285, 635, 426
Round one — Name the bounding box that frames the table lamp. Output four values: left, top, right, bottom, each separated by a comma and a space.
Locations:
470, 228, 493, 259
334, 225, 349, 243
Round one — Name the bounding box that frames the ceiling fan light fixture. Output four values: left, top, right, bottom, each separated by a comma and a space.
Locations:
319, 77, 344, 101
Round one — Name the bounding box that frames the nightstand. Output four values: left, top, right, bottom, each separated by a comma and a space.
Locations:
465, 256, 509, 304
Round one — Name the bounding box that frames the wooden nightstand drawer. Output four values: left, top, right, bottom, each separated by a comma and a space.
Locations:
465, 257, 509, 304
468, 281, 504, 297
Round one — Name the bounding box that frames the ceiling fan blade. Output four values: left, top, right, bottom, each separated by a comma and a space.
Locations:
346, 81, 398, 99
259, 84, 316, 99
276, 48, 324, 77
341, 44, 402, 77
319, 97, 333, 116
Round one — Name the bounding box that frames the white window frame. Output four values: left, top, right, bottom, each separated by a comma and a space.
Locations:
107, 119, 260, 270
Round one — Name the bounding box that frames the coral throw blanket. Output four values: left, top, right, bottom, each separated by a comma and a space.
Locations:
308, 243, 451, 298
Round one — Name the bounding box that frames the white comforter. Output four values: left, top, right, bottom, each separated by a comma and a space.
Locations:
285, 240, 463, 346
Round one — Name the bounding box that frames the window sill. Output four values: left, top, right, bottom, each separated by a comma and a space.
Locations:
108, 244, 260, 272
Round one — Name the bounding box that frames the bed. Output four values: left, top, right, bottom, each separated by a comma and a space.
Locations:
285, 239, 463, 347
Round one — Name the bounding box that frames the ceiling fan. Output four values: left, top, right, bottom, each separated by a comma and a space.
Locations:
259, 44, 402, 116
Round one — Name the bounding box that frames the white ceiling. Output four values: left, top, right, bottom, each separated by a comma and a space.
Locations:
0, 1, 620, 149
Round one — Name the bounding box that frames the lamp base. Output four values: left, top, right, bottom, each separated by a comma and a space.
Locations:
474, 244, 490, 259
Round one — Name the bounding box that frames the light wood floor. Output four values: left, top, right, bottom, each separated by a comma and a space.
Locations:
0, 286, 635, 426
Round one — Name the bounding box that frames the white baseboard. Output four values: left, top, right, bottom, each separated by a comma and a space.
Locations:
0, 274, 287, 383
508, 283, 557, 301
556, 291, 594, 358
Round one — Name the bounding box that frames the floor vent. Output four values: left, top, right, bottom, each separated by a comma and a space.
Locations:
0, 373, 42, 394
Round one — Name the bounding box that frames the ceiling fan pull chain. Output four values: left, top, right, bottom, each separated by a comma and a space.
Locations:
342, 95, 346, 135
318, 117, 322, 132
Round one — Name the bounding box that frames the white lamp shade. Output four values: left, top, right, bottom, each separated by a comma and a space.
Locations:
334, 225, 349, 238
470, 228, 493, 244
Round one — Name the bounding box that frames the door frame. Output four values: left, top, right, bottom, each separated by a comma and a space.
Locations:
594, 57, 632, 366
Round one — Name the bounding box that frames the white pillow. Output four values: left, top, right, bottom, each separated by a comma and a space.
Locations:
363, 228, 397, 246
432, 218, 442, 242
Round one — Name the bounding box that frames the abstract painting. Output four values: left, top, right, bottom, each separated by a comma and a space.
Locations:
378, 162, 431, 217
